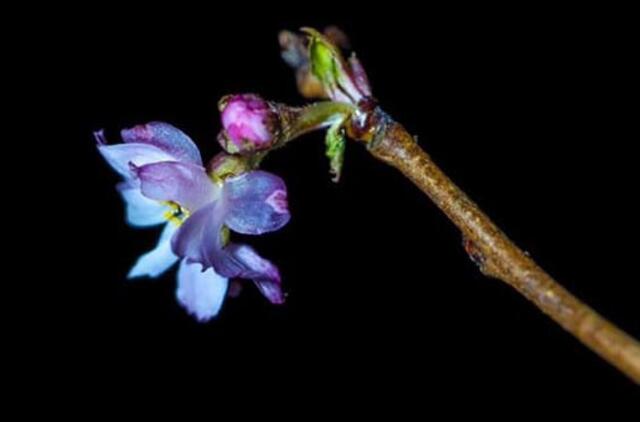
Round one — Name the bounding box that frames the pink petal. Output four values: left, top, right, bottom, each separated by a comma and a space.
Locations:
136, 161, 219, 212
226, 243, 285, 304
348, 54, 372, 97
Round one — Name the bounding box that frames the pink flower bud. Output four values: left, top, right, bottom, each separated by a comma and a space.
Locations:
218, 94, 279, 154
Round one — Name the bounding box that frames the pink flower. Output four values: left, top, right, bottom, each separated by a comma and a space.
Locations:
96, 122, 290, 321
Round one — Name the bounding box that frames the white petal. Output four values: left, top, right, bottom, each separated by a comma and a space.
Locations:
176, 260, 229, 322
118, 182, 168, 227
98, 143, 175, 179
128, 224, 179, 279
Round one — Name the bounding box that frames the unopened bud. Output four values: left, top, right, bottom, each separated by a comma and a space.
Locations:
218, 94, 280, 154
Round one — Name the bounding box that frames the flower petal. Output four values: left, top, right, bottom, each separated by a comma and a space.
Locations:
225, 243, 285, 304
170, 201, 234, 272
136, 161, 218, 212
176, 260, 228, 322
170, 198, 284, 306
170, 202, 215, 266
223, 171, 290, 235
117, 181, 168, 227
128, 223, 179, 279
121, 122, 202, 165
97, 143, 175, 179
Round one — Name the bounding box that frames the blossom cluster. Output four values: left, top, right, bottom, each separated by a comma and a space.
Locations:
98, 27, 372, 321
97, 95, 288, 321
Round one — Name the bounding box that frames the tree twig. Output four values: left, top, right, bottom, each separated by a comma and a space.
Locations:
277, 26, 640, 383
362, 110, 640, 383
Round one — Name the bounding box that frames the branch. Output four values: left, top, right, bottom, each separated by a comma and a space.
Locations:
363, 110, 640, 383
273, 26, 640, 382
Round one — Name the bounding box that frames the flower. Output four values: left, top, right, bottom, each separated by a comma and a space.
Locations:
218, 94, 280, 154
96, 122, 290, 321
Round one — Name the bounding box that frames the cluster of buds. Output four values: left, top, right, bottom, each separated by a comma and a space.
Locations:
215, 27, 380, 182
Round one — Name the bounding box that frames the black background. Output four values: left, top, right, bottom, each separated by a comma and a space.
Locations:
47, 3, 639, 406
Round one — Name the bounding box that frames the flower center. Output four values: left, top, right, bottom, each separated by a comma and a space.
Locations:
163, 201, 191, 226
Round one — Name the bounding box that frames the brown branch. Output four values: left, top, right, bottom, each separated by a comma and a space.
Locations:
278, 26, 639, 383
363, 112, 640, 383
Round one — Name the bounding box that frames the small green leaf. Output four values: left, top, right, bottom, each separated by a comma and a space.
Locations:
325, 121, 346, 182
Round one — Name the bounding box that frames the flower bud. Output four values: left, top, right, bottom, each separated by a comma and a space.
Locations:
302, 27, 372, 105
218, 94, 280, 154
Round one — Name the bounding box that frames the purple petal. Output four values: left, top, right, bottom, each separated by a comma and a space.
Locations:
97, 143, 175, 179
170, 202, 215, 266
94, 129, 107, 145
170, 201, 237, 274
170, 195, 284, 306
176, 259, 228, 322
226, 243, 285, 304
128, 223, 179, 279
121, 122, 202, 165
117, 181, 168, 227
223, 171, 290, 235
136, 161, 219, 212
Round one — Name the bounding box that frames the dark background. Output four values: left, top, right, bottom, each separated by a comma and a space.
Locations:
46, 3, 639, 406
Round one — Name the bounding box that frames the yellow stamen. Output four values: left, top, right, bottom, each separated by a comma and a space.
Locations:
163, 201, 191, 226
220, 225, 230, 246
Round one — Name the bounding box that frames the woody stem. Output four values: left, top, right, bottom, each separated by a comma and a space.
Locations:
364, 112, 640, 383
